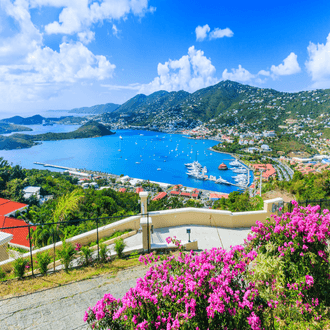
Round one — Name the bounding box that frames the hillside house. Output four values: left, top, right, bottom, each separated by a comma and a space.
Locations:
22, 186, 40, 200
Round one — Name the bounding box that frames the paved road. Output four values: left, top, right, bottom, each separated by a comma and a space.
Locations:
0, 265, 149, 330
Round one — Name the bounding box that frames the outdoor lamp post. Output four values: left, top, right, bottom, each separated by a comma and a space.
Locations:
186, 228, 191, 242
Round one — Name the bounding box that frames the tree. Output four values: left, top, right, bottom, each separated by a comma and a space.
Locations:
53, 189, 84, 228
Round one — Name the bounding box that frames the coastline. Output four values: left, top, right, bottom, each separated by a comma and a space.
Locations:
35, 163, 236, 195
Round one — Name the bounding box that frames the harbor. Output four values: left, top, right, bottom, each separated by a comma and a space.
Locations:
1, 129, 253, 194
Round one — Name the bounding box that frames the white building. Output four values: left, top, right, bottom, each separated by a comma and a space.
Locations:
23, 186, 41, 200
260, 144, 272, 152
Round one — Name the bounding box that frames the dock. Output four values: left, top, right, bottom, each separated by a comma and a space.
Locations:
34, 162, 77, 171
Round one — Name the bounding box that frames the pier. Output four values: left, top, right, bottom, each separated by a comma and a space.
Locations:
34, 162, 77, 171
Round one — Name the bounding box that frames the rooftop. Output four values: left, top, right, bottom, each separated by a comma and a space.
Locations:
0, 198, 28, 217
0, 216, 35, 247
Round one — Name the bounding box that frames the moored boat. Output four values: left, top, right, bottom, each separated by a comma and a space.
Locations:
218, 163, 228, 170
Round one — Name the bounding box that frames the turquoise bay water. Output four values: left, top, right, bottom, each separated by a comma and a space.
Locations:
0, 127, 253, 193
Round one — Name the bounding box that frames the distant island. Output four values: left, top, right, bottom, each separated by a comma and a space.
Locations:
0, 122, 32, 134
1, 114, 86, 125
0, 121, 115, 150
68, 102, 120, 114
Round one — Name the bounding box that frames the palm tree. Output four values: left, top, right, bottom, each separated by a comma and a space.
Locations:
31, 189, 84, 247
53, 189, 84, 229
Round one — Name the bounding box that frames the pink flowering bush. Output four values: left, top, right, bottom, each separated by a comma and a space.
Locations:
84, 204, 330, 329
84, 244, 265, 329
245, 202, 330, 324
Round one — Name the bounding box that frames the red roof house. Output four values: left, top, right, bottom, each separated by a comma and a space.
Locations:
210, 193, 229, 201
152, 191, 167, 201
119, 188, 126, 193
170, 191, 180, 196
0, 216, 35, 248
0, 198, 28, 217
180, 192, 191, 198
136, 187, 144, 194
152, 192, 167, 201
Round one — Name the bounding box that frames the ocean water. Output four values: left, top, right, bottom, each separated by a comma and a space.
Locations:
0, 127, 253, 193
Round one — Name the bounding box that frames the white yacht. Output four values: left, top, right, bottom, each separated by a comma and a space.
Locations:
229, 159, 241, 166
232, 167, 247, 173
185, 161, 202, 168
216, 176, 230, 184
119, 136, 123, 140
209, 175, 217, 181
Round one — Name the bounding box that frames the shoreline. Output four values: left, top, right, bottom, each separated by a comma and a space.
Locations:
35, 163, 239, 195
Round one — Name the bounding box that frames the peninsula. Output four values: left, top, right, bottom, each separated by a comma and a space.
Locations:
0, 122, 32, 134
0, 121, 115, 150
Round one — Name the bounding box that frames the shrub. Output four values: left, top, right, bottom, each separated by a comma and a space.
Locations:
57, 240, 76, 272
13, 257, 28, 279
80, 246, 93, 266
36, 251, 52, 275
245, 202, 330, 325
84, 204, 330, 330
99, 243, 109, 263
84, 244, 264, 329
0, 267, 6, 279
113, 238, 126, 259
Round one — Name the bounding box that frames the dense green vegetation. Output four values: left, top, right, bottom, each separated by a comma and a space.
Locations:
263, 170, 330, 200
148, 196, 204, 211
212, 191, 263, 212
0, 121, 114, 150
267, 135, 317, 156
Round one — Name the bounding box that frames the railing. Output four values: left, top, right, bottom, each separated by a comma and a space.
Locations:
0, 213, 140, 277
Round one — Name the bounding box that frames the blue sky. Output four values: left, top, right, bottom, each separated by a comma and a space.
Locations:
1, 0, 330, 114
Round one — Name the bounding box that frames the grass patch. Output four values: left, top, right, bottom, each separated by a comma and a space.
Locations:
0, 257, 140, 299
89, 229, 132, 247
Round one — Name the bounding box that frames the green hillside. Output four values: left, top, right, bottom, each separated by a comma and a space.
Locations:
0, 122, 32, 134
98, 80, 330, 131
69, 103, 120, 114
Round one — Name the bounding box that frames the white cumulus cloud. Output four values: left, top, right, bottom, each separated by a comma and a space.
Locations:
195, 24, 233, 41
270, 52, 301, 76
39, 0, 152, 38
0, 0, 116, 104
222, 65, 255, 82
139, 46, 218, 94
195, 24, 210, 41
26, 42, 115, 83
305, 33, 330, 87
209, 27, 233, 39
258, 69, 270, 76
